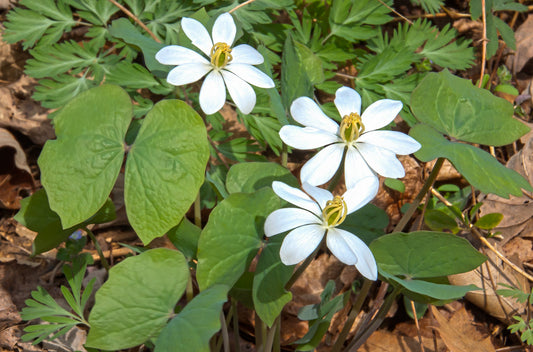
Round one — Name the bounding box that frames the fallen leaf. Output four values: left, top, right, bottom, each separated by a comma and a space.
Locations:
430, 306, 496, 352
360, 328, 445, 352
0, 128, 34, 209
506, 15, 533, 76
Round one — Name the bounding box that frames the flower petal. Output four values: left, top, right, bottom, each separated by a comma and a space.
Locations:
357, 143, 405, 178
225, 63, 274, 88
156, 45, 209, 65
166, 63, 211, 86
327, 228, 377, 280
358, 130, 421, 155
302, 183, 332, 211
344, 147, 376, 190
290, 97, 339, 134
212, 13, 236, 46
300, 144, 345, 187
264, 208, 321, 237
272, 181, 321, 217
231, 44, 264, 65
280, 224, 325, 265
361, 99, 403, 132
343, 177, 379, 214
334, 87, 361, 117
199, 70, 226, 114
279, 126, 340, 150
221, 70, 255, 114
181, 17, 213, 56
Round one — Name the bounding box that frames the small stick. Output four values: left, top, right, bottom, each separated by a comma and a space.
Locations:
107, 0, 161, 43
410, 300, 426, 352
229, 0, 257, 14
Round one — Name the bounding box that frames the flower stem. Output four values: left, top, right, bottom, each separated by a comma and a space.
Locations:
84, 227, 109, 271
330, 279, 373, 352
231, 299, 241, 352
393, 157, 444, 233
281, 143, 288, 168
220, 310, 230, 352
194, 192, 202, 227
264, 317, 279, 352
328, 149, 347, 192
344, 285, 402, 351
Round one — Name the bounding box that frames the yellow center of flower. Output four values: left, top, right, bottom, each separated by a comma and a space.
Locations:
210, 42, 233, 68
339, 113, 365, 143
322, 196, 347, 227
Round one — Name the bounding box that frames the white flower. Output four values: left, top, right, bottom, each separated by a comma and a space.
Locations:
264, 178, 379, 281
280, 87, 421, 189
155, 13, 275, 115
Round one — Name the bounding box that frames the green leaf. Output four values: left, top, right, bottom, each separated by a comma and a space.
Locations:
226, 162, 298, 194
125, 99, 209, 244
424, 209, 459, 233
384, 178, 405, 193
381, 271, 480, 302
475, 213, 504, 230
403, 296, 427, 320
411, 70, 529, 146
86, 248, 189, 350
167, 217, 201, 260
281, 33, 313, 110
409, 0, 443, 13
329, 0, 391, 42
38, 85, 132, 228
154, 285, 228, 352
196, 188, 280, 290
108, 18, 166, 76
3, 0, 76, 49
493, 16, 516, 50
14, 189, 116, 255
339, 204, 389, 245
370, 231, 486, 279
32, 74, 99, 109
410, 123, 532, 198
294, 41, 324, 85
253, 236, 293, 327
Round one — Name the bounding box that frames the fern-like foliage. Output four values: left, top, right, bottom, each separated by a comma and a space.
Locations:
409, 0, 443, 14
3, 0, 76, 49
20, 256, 94, 345
368, 19, 474, 70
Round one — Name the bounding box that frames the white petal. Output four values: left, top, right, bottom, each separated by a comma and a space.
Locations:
357, 143, 405, 178
279, 126, 340, 150
221, 70, 255, 114
334, 87, 361, 117
166, 63, 211, 86
199, 70, 226, 115
212, 13, 236, 46
225, 63, 274, 88
327, 228, 377, 280
344, 147, 377, 190
280, 224, 325, 265
358, 130, 421, 155
272, 181, 321, 217
264, 208, 321, 237
302, 183, 332, 211
231, 44, 264, 65
181, 17, 213, 56
300, 144, 345, 187
343, 177, 379, 214
156, 45, 209, 65
361, 99, 403, 132
290, 97, 339, 134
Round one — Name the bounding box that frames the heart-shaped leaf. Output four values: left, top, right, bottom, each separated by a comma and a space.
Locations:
86, 248, 189, 350
226, 162, 298, 194
38, 85, 132, 228
125, 99, 209, 244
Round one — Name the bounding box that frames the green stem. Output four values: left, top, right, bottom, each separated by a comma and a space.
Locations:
273, 318, 281, 352
194, 192, 202, 228
344, 286, 402, 352
284, 238, 324, 290
264, 317, 279, 352
393, 157, 444, 233
330, 279, 373, 352
281, 143, 288, 168
219, 310, 230, 352
84, 228, 109, 271
231, 299, 241, 352
255, 314, 267, 352
186, 273, 193, 302
327, 149, 347, 192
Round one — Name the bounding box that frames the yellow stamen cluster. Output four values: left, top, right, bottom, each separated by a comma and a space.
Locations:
339, 113, 365, 143
210, 42, 233, 68
322, 196, 347, 227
